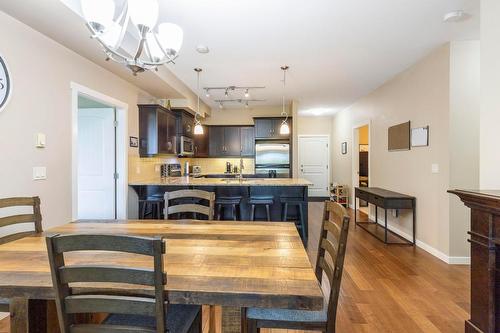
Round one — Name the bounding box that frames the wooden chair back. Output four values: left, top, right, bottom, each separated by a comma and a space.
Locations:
0, 197, 42, 245
314, 201, 350, 333
46, 234, 166, 333
164, 189, 215, 220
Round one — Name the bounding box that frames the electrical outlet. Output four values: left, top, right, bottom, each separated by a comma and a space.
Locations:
431, 163, 439, 174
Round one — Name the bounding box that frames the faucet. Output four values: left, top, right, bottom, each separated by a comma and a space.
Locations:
237, 158, 244, 179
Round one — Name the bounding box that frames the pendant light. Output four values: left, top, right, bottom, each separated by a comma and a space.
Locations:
280, 66, 290, 135
193, 68, 204, 135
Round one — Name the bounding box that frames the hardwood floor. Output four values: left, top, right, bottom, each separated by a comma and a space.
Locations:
0, 202, 469, 333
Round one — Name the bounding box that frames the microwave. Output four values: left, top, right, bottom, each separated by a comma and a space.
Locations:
179, 136, 194, 156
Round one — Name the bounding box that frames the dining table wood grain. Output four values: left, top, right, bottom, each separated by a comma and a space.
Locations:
0, 219, 323, 332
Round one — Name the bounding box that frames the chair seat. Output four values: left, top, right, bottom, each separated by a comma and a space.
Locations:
0, 298, 9, 312
216, 196, 242, 205
104, 304, 200, 333
249, 196, 274, 205
246, 300, 327, 324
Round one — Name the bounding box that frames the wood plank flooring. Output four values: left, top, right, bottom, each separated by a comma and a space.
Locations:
0, 202, 469, 333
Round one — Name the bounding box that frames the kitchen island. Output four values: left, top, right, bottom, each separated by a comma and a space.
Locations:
129, 176, 312, 243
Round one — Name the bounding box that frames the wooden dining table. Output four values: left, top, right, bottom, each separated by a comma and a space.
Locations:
0, 219, 323, 333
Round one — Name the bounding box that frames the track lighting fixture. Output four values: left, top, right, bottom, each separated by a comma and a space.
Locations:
205, 89, 210, 98
215, 98, 265, 109
203, 86, 264, 100
244, 89, 250, 98
219, 102, 224, 109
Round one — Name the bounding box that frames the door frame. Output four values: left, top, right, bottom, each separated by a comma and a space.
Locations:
351, 121, 371, 208
70, 82, 128, 220
297, 134, 331, 197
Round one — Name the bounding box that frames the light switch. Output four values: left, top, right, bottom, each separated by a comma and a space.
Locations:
431, 163, 439, 174
35, 133, 46, 148
33, 167, 47, 180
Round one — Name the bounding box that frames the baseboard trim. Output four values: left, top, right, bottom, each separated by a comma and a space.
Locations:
368, 213, 470, 265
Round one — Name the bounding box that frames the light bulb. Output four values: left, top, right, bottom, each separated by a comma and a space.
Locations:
81, 0, 115, 31
205, 90, 210, 98
100, 21, 122, 48
158, 23, 184, 56
219, 102, 224, 109
280, 121, 290, 135
245, 102, 249, 109
225, 90, 229, 97
146, 33, 164, 61
244, 89, 250, 98
194, 123, 204, 135
128, 0, 159, 30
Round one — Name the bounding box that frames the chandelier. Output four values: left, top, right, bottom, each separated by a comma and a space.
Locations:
81, 0, 184, 75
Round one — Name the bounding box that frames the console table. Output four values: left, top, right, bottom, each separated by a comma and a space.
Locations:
449, 189, 500, 333
354, 187, 416, 245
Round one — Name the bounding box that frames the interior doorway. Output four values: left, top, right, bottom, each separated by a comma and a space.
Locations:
352, 124, 370, 213
71, 82, 128, 220
298, 135, 330, 197
77, 95, 116, 219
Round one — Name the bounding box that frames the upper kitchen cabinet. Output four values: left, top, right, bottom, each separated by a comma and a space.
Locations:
240, 126, 255, 156
254, 117, 292, 139
174, 109, 194, 138
209, 126, 242, 157
193, 125, 209, 157
138, 104, 177, 156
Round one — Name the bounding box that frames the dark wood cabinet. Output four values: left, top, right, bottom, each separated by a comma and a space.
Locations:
240, 127, 255, 156
209, 126, 242, 157
193, 125, 209, 157
254, 117, 291, 139
138, 104, 177, 156
174, 109, 194, 138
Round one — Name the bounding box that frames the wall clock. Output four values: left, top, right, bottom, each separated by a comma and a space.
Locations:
0, 55, 11, 112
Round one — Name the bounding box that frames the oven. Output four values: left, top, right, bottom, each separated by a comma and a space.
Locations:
179, 136, 194, 156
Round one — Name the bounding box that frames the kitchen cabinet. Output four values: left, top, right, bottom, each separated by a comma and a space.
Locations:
240, 126, 255, 156
174, 109, 194, 138
209, 126, 242, 157
254, 117, 291, 139
138, 104, 177, 156
193, 125, 209, 157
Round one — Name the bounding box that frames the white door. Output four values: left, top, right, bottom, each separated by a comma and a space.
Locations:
78, 108, 116, 219
298, 136, 330, 197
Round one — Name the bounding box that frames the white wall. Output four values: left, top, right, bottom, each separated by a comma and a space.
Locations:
480, 0, 500, 189
0, 11, 155, 230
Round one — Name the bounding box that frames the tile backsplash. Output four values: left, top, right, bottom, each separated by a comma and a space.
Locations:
128, 155, 255, 181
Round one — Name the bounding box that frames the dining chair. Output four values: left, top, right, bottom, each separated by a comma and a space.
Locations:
164, 189, 215, 220
241, 201, 350, 333
0, 196, 43, 313
46, 233, 202, 333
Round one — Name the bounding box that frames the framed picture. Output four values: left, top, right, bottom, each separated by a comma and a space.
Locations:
341, 142, 347, 155
129, 136, 139, 148
411, 126, 429, 147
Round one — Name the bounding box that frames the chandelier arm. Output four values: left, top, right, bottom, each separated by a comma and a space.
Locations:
114, 6, 130, 51
134, 28, 148, 61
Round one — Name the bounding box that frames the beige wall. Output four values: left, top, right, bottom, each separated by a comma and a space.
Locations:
331, 43, 480, 261
449, 41, 480, 258
0, 11, 156, 230
480, 0, 500, 189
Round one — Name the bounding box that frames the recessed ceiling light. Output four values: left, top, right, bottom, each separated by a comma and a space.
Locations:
196, 44, 210, 54
443, 10, 470, 23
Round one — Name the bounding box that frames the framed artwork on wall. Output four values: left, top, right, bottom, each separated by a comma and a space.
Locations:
341, 142, 347, 155
129, 136, 139, 148
411, 126, 429, 147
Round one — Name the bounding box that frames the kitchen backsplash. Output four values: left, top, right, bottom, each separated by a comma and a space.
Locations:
129, 156, 255, 181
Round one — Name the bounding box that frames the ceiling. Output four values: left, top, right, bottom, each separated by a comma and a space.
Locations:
1, 0, 479, 116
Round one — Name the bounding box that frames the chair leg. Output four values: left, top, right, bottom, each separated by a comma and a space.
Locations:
250, 204, 256, 221
156, 203, 161, 220
298, 203, 306, 240
232, 204, 237, 221
282, 202, 289, 221
217, 204, 222, 220
237, 204, 241, 221
140, 202, 147, 219
246, 317, 259, 333
265, 205, 271, 221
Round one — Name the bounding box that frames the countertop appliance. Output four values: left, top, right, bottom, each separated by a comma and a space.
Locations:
190, 165, 202, 177
178, 135, 194, 156
167, 163, 182, 177
255, 142, 290, 178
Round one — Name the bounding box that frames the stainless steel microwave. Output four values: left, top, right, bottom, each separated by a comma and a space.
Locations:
179, 136, 194, 156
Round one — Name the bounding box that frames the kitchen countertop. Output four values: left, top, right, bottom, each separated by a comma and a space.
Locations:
129, 176, 313, 187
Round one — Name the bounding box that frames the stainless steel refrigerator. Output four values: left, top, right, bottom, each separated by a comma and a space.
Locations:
255, 142, 290, 178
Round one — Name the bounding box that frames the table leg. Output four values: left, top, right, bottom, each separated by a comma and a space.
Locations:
375, 205, 378, 224
10, 298, 48, 333
384, 208, 388, 244
354, 196, 357, 227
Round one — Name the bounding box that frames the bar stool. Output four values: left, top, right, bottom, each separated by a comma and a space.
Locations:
215, 196, 242, 221
281, 196, 306, 240
249, 195, 274, 221
139, 196, 163, 219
